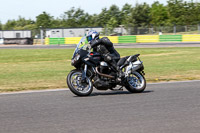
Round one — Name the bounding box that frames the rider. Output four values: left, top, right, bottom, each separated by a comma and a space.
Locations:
86, 30, 124, 81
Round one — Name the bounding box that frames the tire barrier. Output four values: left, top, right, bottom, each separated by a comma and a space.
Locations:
45, 34, 200, 45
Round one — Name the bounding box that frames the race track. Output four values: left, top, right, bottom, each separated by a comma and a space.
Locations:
0, 80, 200, 133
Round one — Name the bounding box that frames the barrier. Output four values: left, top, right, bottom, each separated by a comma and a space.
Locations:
65, 37, 82, 44
45, 38, 49, 45
136, 35, 159, 43
159, 35, 182, 42
118, 36, 136, 43
106, 36, 118, 44
182, 35, 200, 42
100, 36, 118, 43
45, 34, 200, 45
49, 38, 65, 45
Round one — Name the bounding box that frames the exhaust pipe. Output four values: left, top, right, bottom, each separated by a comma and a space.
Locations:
131, 60, 143, 72
95, 67, 115, 79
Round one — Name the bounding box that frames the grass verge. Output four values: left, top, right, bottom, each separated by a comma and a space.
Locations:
0, 47, 200, 92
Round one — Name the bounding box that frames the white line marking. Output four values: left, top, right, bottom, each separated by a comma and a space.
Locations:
0, 88, 69, 95
148, 80, 200, 85
0, 80, 200, 95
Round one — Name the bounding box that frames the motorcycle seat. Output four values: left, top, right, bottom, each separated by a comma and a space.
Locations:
117, 56, 129, 66
117, 54, 140, 67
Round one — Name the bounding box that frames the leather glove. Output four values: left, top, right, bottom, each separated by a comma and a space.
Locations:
87, 45, 91, 51
104, 53, 112, 62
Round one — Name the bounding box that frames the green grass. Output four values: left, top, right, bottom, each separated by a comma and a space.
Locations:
0, 47, 200, 92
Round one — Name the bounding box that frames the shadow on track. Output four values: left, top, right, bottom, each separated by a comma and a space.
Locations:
73, 90, 154, 97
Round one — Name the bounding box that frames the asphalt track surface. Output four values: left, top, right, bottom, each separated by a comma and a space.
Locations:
0, 80, 200, 133
0, 42, 200, 49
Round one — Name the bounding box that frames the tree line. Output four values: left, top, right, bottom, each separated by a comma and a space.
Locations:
0, 0, 200, 32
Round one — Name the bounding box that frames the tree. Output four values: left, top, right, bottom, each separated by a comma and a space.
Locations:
167, 0, 186, 25
97, 5, 123, 35
150, 1, 169, 26
36, 12, 53, 29
3, 20, 16, 30
107, 17, 118, 34
61, 7, 87, 27
88, 14, 99, 27
0, 21, 2, 30
184, 1, 200, 25
77, 13, 93, 27
14, 16, 36, 30
51, 18, 63, 28
121, 3, 133, 25
2, 1, 200, 32
96, 8, 110, 27
128, 3, 151, 27
195, 2, 200, 24
107, 5, 121, 26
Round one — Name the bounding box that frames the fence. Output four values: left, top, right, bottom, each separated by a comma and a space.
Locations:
123, 25, 200, 35
45, 34, 200, 45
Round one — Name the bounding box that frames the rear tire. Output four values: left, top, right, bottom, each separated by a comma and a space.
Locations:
67, 69, 93, 96
125, 71, 146, 93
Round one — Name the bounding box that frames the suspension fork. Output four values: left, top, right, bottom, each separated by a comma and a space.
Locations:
81, 64, 87, 83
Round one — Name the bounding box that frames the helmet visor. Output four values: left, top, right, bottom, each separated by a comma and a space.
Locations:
87, 36, 92, 42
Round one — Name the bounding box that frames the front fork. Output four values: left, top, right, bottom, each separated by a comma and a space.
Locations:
81, 64, 87, 83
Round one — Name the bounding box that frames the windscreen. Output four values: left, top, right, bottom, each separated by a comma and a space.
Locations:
72, 36, 89, 58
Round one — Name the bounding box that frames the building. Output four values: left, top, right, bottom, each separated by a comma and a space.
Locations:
46, 27, 102, 38
0, 30, 31, 38
46, 27, 128, 38
0, 30, 32, 45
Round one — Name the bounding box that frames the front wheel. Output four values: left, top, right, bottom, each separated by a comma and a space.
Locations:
67, 69, 93, 96
125, 71, 146, 93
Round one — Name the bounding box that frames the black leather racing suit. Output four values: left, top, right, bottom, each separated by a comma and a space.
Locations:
90, 37, 120, 72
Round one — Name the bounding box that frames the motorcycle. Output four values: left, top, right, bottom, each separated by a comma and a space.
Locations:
66, 36, 146, 96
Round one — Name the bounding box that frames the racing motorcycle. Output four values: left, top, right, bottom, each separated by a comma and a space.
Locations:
66, 36, 146, 96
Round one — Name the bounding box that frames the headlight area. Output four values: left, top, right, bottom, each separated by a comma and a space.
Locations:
71, 54, 80, 65
75, 54, 80, 61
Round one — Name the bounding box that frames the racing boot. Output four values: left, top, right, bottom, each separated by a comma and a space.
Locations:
116, 66, 125, 83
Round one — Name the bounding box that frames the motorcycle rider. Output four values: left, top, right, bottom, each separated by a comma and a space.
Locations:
86, 30, 124, 82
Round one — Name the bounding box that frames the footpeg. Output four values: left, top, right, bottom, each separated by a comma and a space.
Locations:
116, 77, 122, 83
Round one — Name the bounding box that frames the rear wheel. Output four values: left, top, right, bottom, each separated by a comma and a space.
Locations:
67, 69, 93, 96
125, 71, 146, 93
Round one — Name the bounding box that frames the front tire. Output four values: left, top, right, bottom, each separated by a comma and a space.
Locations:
67, 69, 93, 96
125, 71, 146, 93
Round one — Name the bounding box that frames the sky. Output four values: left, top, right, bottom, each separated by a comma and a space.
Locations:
0, 0, 192, 24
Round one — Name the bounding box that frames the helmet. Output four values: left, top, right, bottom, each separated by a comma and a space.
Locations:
86, 30, 99, 43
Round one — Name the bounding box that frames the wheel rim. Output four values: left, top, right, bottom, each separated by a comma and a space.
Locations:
127, 72, 145, 90
70, 72, 92, 94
